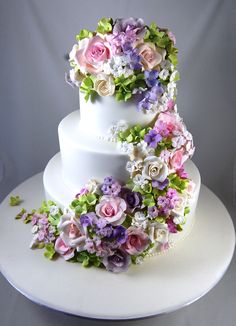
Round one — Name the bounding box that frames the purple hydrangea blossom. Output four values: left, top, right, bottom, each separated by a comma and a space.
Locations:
120, 188, 142, 212
148, 206, 159, 218
144, 70, 159, 88
96, 225, 113, 238
80, 212, 98, 227
102, 249, 131, 273
122, 42, 142, 70
137, 83, 164, 112
152, 178, 169, 190
167, 218, 178, 233
176, 166, 188, 179
144, 129, 162, 148
101, 176, 121, 196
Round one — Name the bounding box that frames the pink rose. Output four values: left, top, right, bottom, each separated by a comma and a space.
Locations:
123, 227, 150, 255
137, 42, 166, 69
154, 111, 184, 136
55, 236, 75, 261
75, 36, 111, 74
58, 214, 86, 250
169, 148, 185, 171
95, 195, 126, 226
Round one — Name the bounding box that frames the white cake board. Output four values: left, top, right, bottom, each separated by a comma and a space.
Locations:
0, 173, 235, 320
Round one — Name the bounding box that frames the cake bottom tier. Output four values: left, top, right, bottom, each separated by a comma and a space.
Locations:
43, 153, 201, 247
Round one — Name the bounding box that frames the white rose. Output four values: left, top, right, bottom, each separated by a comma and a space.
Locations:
86, 179, 100, 194
94, 74, 115, 96
142, 156, 168, 182
172, 193, 188, 217
148, 222, 169, 244
69, 69, 84, 87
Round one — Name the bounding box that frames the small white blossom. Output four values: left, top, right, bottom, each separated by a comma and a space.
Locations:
118, 141, 134, 155
132, 211, 149, 229
160, 60, 171, 70
173, 215, 185, 225
126, 160, 143, 175
108, 120, 129, 140
167, 82, 177, 98
132, 87, 147, 94
31, 225, 39, 234
172, 193, 188, 217
133, 173, 148, 188
86, 179, 100, 194
159, 69, 169, 80
29, 234, 38, 248
49, 205, 59, 216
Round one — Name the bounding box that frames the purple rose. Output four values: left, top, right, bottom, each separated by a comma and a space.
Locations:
120, 188, 142, 212
111, 225, 128, 245
113, 17, 145, 36
103, 249, 131, 273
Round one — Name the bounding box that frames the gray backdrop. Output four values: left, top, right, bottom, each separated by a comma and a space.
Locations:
0, 0, 236, 325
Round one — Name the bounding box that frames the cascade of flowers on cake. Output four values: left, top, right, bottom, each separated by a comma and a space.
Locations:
15, 17, 195, 273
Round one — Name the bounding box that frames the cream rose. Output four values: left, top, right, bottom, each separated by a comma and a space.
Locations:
142, 156, 168, 182
148, 222, 169, 244
94, 74, 115, 96
136, 42, 166, 70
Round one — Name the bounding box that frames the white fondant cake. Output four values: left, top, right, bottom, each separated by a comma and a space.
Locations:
35, 17, 202, 272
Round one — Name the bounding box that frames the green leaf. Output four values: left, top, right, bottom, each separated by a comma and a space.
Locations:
9, 195, 22, 206
82, 76, 94, 89
44, 243, 56, 260
76, 29, 93, 41
15, 208, 26, 220
168, 53, 178, 66
97, 17, 113, 34
143, 194, 156, 207
184, 206, 190, 216
85, 193, 97, 206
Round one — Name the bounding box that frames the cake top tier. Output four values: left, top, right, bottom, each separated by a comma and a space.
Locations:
66, 17, 179, 114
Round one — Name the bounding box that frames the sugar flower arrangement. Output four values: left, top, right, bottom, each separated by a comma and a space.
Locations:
66, 17, 179, 113
15, 105, 195, 273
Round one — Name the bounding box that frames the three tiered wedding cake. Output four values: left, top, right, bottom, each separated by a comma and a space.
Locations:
18, 18, 200, 273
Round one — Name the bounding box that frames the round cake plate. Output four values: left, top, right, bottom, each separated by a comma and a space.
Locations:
0, 173, 235, 320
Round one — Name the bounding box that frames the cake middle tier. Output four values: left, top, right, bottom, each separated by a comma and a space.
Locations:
59, 111, 129, 192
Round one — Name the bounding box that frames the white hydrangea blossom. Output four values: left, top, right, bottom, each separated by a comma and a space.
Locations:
173, 215, 185, 225
132, 211, 149, 229
49, 205, 59, 216
160, 60, 171, 70
103, 55, 133, 78
167, 82, 177, 98
133, 173, 148, 188
159, 69, 169, 80
126, 160, 143, 174
108, 120, 129, 140
118, 141, 134, 155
